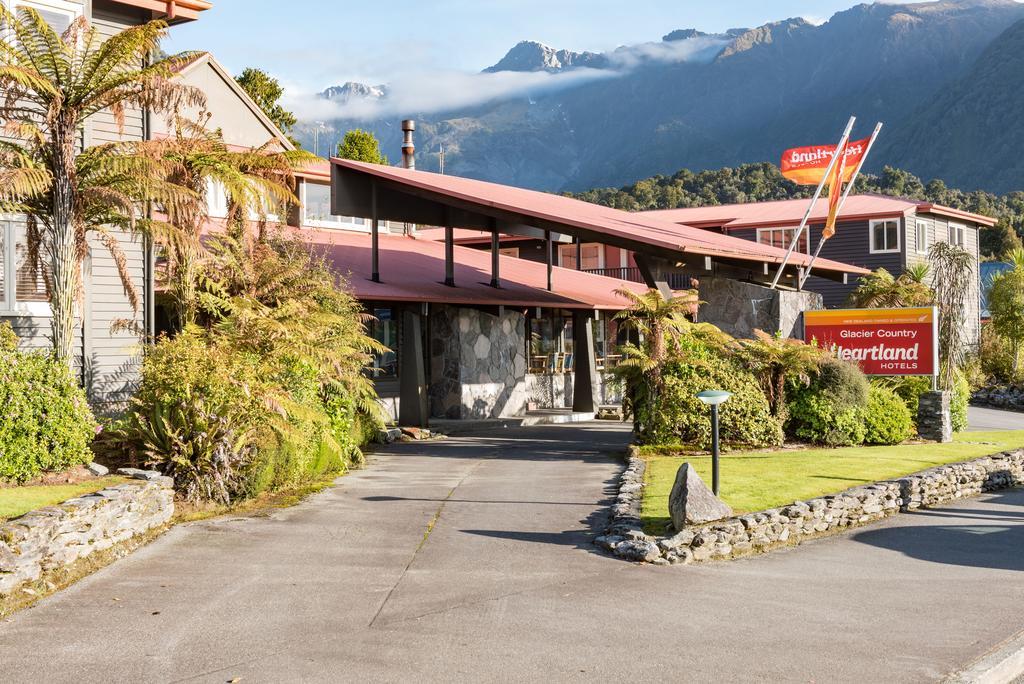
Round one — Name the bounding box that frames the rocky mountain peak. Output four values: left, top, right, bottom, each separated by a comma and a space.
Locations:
321, 82, 387, 102
483, 40, 609, 73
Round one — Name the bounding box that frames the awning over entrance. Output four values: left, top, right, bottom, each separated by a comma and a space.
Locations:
329, 160, 870, 284
304, 228, 645, 310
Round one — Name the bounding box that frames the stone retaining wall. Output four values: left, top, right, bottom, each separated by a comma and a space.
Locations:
598, 447, 1024, 565
972, 385, 1024, 412
0, 469, 174, 594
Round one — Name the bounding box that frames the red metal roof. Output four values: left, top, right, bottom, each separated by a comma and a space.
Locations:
642, 195, 998, 229
301, 228, 646, 310
413, 227, 534, 245
330, 160, 869, 277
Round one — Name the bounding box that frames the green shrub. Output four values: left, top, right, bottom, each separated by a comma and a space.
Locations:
876, 375, 931, 420
641, 354, 784, 449
951, 369, 970, 433
863, 386, 914, 445
785, 357, 870, 447
0, 324, 98, 483
979, 324, 1020, 384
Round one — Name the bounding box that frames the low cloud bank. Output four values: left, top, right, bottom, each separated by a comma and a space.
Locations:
287, 35, 729, 122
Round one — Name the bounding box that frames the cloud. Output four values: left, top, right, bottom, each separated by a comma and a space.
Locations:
605, 36, 729, 69
287, 34, 728, 122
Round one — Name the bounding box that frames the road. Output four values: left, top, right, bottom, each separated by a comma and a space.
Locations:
1, 421, 1023, 683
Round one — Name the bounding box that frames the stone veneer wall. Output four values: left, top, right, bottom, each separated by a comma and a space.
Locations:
526, 372, 621, 409
0, 469, 174, 594
429, 306, 529, 419
599, 447, 1024, 565
697, 277, 823, 340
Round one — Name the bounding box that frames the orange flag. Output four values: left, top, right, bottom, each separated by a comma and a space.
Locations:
780, 137, 869, 185
822, 141, 848, 240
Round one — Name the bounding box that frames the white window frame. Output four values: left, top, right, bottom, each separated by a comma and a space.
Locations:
9, 0, 80, 31
0, 221, 52, 317
756, 227, 809, 254
300, 181, 387, 233
206, 178, 228, 219
948, 222, 966, 248
869, 218, 901, 254
915, 219, 928, 254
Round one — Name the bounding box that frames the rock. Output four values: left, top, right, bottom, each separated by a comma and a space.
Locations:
668, 463, 733, 530
375, 428, 402, 444
86, 462, 109, 477
614, 539, 661, 563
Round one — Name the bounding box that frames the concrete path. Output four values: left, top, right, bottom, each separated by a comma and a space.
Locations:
2, 423, 1024, 683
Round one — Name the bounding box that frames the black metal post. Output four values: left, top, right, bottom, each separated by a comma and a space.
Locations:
711, 404, 720, 496
444, 224, 455, 287
490, 221, 500, 288
371, 181, 380, 283
545, 230, 553, 291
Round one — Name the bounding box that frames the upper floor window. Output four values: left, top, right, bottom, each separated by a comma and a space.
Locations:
10, 0, 79, 34
757, 227, 808, 253
915, 220, 928, 254
206, 178, 228, 219
948, 223, 966, 248
0, 222, 51, 316
301, 181, 385, 232
870, 219, 900, 254
559, 243, 603, 270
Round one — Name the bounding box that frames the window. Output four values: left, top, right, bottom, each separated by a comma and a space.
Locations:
206, 179, 228, 218
870, 219, 900, 254
915, 220, 928, 254
11, 0, 79, 34
559, 243, 603, 270
948, 223, 966, 248
499, 247, 520, 258
301, 181, 385, 231
756, 227, 808, 253
0, 222, 51, 315
368, 308, 397, 377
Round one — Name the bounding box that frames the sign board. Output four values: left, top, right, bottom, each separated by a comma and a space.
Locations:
803, 307, 938, 376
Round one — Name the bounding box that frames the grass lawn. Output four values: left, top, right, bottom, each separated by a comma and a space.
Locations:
641, 430, 1024, 533
0, 477, 128, 521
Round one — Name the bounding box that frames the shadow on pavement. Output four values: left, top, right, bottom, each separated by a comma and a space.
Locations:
852, 492, 1024, 571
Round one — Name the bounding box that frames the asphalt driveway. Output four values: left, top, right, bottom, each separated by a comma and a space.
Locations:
1, 421, 1023, 683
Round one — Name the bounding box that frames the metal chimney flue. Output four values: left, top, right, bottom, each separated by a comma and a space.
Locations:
401, 119, 416, 170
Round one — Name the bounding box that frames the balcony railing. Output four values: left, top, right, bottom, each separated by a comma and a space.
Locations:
582, 267, 698, 291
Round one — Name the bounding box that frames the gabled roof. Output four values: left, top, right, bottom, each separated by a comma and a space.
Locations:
302, 228, 646, 310
168, 52, 295, 151
329, 160, 870, 280
641, 195, 998, 230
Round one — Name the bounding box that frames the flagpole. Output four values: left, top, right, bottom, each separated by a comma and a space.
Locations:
799, 121, 884, 288
770, 116, 856, 290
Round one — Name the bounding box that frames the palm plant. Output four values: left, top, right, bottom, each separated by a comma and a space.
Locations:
736, 329, 825, 420
612, 287, 706, 439
151, 113, 315, 327
0, 8, 203, 364
929, 241, 975, 390
847, 266, 934, 309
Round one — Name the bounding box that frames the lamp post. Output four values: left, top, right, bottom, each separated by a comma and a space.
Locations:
696, 390, 732, 496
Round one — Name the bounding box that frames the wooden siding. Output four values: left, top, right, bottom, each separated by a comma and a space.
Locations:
85, 5, 147, 147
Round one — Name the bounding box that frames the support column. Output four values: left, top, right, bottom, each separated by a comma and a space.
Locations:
399, 308, 429, 427
490, 218, 500, 288
444, 224, 455, 287
571, 310, 598, 413
575, 237, 582, 271
634, 253, 674, 300
545, 230, 553, 292
371, 181, 380, 283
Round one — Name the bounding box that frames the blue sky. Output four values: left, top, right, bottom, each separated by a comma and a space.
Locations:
166, 0, 893, 89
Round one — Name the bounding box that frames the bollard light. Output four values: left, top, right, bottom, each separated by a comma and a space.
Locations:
696, 390, 732, 496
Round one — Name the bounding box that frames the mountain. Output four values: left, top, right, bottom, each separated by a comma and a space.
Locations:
883, 17, 1024, 194
482, 40, 609, 73
296, 0, 1024, 193
321, 82, 387, 103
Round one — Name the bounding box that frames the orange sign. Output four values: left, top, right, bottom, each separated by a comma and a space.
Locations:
781, 137, 871, 186
804, 307, 938, 376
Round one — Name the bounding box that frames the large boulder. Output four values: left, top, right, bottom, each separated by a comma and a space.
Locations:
668, 463, 733, 530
